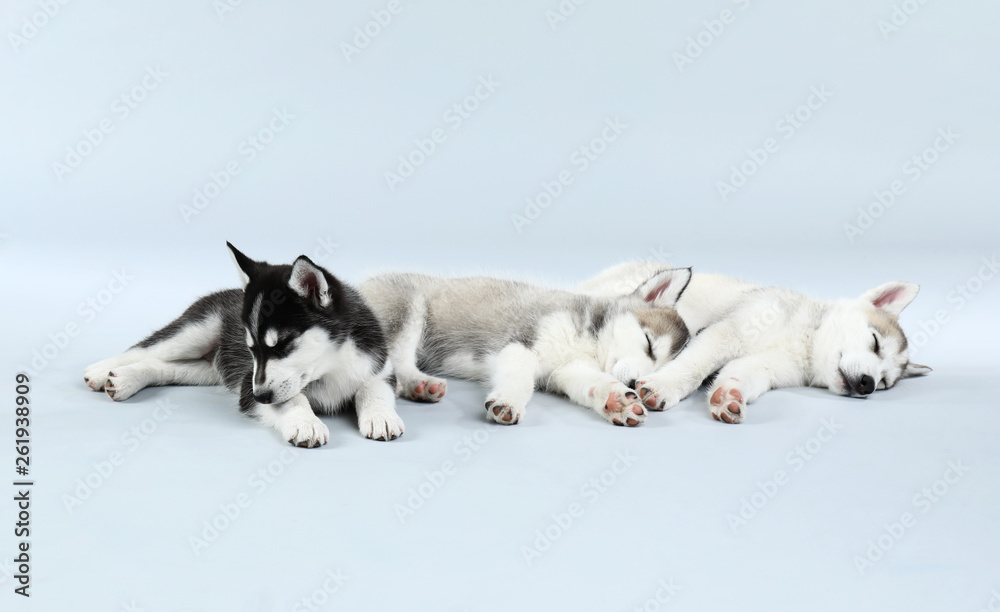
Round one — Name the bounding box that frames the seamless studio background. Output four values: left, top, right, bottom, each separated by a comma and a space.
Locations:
1, 1, 998, 610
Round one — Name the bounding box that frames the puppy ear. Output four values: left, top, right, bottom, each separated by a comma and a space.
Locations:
632, 267, 692, 308
289, 255, 333, 307
861, 282, 920, 316
227, 242, 259, 288
903, 362, 932, 378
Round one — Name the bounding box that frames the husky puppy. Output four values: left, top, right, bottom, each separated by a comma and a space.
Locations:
83, 244, 403, 447
359, 269, 692, 426
577, 262, 932, 423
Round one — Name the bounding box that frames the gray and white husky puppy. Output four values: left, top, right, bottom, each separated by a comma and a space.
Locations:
359, 268, 692, 426
577, 261, 932, 423
83, 243, 403, 447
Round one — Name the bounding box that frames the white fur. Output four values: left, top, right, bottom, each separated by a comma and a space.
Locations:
577, 262, 932, 423
84, 315, 223, 392
253, 393, 329, 448
289, 258, 332, 307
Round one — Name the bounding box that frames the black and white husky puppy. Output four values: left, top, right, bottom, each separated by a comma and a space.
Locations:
83, 244, 403, 448
359, 268, 692, 427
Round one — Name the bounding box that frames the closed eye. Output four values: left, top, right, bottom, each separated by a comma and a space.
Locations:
872, 333, 880, 356
645, 334, 655, 359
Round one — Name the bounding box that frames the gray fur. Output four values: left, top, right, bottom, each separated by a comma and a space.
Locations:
360, 270, 691, 426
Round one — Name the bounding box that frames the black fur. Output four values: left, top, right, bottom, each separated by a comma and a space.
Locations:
132, 244, 388, 416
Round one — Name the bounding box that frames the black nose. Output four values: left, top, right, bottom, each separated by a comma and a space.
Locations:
254, 391, 273, 404
854, 375, 875, 396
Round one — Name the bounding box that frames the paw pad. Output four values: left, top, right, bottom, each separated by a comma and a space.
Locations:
603, 391, 646, 427
710, 385, 745, 424
485, 399, 521, 425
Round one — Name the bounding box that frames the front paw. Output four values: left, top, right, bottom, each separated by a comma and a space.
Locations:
360, 409, 404, 441
602, 388, 646, 427
485, 397, 525, 425
709, 383, 745, 424
634, 377, 685, 411
281, 415, 330, 448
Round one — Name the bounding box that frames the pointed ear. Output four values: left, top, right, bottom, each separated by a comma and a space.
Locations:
227, 242, 260, 288
903, 362, 932, 378
289, 255, 332, 307
860, 282, 920, 316
632, 268, 692, 308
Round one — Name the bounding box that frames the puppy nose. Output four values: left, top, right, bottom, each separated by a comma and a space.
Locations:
254, 391, 273, 404
855, 375, 875, 396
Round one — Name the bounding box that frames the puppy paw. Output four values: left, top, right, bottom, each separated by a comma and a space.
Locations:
400, 376, 447, 403
281, 415, 330, 448
709, 382, 745, 424
485, 397, 525, 425
104, 368, 143, 402
84, 363, 112, 391
359, 409, 404, 441
602, 389, 646, 427
634, 378, 684, 412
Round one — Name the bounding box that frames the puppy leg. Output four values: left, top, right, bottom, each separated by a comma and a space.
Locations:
484, 343, 538, 425
355, 377, 405, 441
250, 393, 329, 448
547, 360, 646, 426
708, 352, 802, 424
635, 321, 742, 411
389, 297, 447, 403
105, 358, 221, 401
85, 307, 224, 391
